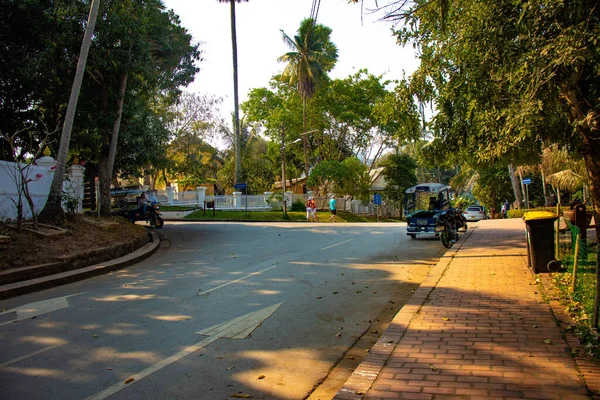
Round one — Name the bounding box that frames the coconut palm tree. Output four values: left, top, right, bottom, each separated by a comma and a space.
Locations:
39, 0, 100, 225
217, 0, 248, 185
278, 17, 338, 179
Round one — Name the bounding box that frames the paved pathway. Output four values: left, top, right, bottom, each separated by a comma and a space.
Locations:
336, 218, 598, 400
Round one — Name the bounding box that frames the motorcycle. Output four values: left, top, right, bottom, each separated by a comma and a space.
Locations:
435, 208, 466, 248
113, 200, 164, 228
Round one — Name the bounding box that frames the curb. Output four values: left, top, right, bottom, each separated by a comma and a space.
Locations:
334, 227, 477, 399
0, 232, 161, 300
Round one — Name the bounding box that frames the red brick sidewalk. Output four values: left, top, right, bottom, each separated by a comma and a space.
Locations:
336, 218, 597, 400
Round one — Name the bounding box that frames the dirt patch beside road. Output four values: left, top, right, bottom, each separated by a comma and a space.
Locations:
0, 217, 148, 270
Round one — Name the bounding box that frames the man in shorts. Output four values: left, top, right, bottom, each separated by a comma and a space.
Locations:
329, 194, 337, 222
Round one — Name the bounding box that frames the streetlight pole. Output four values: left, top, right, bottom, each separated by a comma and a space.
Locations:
280, 124, 304, 217
280, 124, 287, 216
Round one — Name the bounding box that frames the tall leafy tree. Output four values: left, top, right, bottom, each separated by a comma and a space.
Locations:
278, 17, 338, 179
379, 153, 418, 210
81, 0, 200, 216
217, 0, 249, 185
363, 0, 600, 241
39, 0, 100, 225
218, 117, 275, 194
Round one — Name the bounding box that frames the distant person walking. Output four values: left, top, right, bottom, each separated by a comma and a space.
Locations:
305, 196, 317, 222
329, 194, 337, 222
501, 200, 510, 218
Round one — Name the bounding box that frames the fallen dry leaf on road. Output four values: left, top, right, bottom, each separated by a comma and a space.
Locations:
125, 377, 134, 384
257, 375, 265, 380
428, 364, 438, 371
230, 394, 251, 398
544, 339, 552, 345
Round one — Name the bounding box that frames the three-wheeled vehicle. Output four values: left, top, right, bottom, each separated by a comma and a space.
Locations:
110, 188, 164, 228
404, 183, 466, 247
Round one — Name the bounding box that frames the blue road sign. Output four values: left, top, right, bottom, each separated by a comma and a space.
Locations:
233, 183, 247, 190
522, 178, 532, 185
374, 193, 382, 205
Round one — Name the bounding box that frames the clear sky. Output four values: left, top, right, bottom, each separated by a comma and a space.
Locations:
162, 0, 419, 142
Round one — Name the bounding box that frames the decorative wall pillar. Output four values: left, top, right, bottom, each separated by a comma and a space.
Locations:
197, 186, 207, 207
233, 191, 242, 208
67, 163, 85, 214
166, 186, 174, 205
263, 191, 273, 205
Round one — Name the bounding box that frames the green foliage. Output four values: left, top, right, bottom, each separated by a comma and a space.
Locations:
472, 164, 513, 211
378, 0, 600, 223
290, 200, 306, 212
218, 118, 276, 194
453, 193, 476, 210
339, 157, 371, 201
61, 177, 81, 215
0, 0, 201, 178
306, 157, 369, 198
506, 207, 557, 219
278, 18, 338, 100
379, 153, 418, 208
552, 228, 599, 359
307, 160, 345, 194
242, 70, 405, 175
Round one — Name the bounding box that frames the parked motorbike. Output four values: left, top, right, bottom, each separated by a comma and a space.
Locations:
113, 200, 164, 228
435, 208, 466, 248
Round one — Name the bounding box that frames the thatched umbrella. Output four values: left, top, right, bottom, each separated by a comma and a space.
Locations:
546, 169, 588, 202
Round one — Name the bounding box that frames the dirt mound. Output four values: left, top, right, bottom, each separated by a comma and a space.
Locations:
0, 217, 148, 270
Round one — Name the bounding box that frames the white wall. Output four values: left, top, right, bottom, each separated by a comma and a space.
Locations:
0, 156, 84, 221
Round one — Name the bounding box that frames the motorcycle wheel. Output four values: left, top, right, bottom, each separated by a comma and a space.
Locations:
461, 222, 468, 232
153, 216, 164, 229
440, 223, 453, 248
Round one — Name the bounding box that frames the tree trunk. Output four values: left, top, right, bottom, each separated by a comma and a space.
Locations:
38, 0, 100, 225
580, 132, 600, 245
229, 0, 242, 185
98, 70, 129, 217
508, 163, 522, 209
302, 96, 309, 180
541, 169, 548, 206
98, 138, 112, 217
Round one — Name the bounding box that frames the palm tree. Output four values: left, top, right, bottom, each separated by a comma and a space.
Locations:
39, 0, 100, 225
217, 0, 248, 185
278, 18, 338, 180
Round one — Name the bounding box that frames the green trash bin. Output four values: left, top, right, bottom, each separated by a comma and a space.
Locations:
524, 212, 561, 273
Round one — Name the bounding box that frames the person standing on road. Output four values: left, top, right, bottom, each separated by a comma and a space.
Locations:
329, 194, 337, 222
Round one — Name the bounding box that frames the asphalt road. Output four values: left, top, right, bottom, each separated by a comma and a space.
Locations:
0, 222, 446, 400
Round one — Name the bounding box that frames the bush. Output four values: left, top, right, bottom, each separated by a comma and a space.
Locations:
290, 200, 306, 212
507, 207, 558, 219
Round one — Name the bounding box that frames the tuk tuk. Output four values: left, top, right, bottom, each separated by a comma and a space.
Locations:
404, 183, 453, 239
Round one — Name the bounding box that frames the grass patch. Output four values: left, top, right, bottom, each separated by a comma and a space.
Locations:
551, 241, 600, 359
185, 210, 402, 223
160, 205, 199, 211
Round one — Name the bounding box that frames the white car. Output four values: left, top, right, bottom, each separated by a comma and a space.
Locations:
463, 205, 487, 221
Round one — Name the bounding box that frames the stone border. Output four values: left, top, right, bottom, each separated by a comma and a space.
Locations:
334, 228, 477, 399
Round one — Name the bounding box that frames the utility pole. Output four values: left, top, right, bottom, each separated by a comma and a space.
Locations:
280, 124, 287, 216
